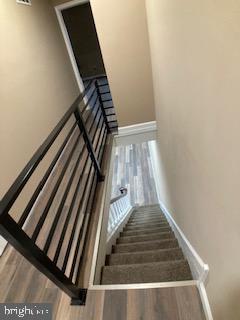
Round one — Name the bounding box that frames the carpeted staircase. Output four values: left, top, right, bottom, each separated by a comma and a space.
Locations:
101, 204, 193, 285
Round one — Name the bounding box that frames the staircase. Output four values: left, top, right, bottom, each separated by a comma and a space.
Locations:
101, 204, 192, 284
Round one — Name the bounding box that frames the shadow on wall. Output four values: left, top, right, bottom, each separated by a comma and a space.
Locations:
213, 285, 240, 320
148, 140, 175, 218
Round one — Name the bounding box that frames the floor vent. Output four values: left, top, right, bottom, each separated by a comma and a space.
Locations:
16, 0, 31, 5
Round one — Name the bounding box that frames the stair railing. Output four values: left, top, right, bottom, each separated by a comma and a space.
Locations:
108, 188, 131, 240
0, 77, 117, 305
83, 75, 118, 132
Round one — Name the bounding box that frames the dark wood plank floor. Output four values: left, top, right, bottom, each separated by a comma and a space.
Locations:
0, 137, 206, 320
0, 246, 206, 319
112, 142, 158, 205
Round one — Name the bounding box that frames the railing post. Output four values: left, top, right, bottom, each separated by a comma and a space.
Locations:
95, 80, 111, 133
74, 108, 104, 181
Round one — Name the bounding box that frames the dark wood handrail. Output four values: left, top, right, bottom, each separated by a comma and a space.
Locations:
110, 187, 128, 204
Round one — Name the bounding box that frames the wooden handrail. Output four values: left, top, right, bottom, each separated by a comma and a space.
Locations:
110, 187, 128, 204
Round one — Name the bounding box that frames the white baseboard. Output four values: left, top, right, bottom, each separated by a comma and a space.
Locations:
198, 282, 214, 320
90, 280, 198, 291
148, 140, 213, 319
148, 140, 209, 282
118, 121, 156, 137
159, 200, 209, 283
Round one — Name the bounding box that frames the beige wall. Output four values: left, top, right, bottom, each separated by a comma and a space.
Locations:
0, 0, 79, 198
146, 0, 240, 319
52, 0, 155, 126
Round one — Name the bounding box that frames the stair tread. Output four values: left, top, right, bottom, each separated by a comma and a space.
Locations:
113, 238, 179, 253
117, 232, 175, 244
115, 238, 178, 247
104, 259, 187, 269
121, 227, 172, 237
101, 204, 192, 286
124, 223, 169, 231
131, 212, 163, 216
127, 220, 167, 226
129, 216, 166, 220
107, 247, 184, 265
129, 217, 165, 222
132, 211, 163, 215
101, 260, 192, 284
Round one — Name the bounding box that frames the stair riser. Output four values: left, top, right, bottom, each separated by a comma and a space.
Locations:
133, 210, 162, 214
129, 218, 165, 224
129, 215, 166, 221
113, 239, 178, 253
117, 232, 175, 244
101, 261, 192, 285
135, 205, 160, 208
124, 223, 169, 231
121, 227, 172, 237
132, 211, 162, 216
108, 249, 184, 265
135, 206, 161, 212
127, 219, 167, 226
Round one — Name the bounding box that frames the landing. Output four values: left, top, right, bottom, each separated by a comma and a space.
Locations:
112, 142, 158, 205
60, 286, 206, 320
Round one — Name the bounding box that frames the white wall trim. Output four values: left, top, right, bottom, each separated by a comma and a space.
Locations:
55, 0, 88, 94
89, 141, 116, 286
117, 121, 156, 137
55, 0, 88, 11
148, 141, 213, 319
90, 280, 198, 291
198, 282, 214, 320
148, 141, 209, 283
159, 200, 209, 283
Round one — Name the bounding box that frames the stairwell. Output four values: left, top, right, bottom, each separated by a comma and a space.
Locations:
101, 204, 192, 285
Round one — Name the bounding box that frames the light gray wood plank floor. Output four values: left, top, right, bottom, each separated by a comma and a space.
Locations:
111, 142, 158, 206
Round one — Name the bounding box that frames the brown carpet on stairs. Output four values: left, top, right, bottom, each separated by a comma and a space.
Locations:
101, 204, 192, 285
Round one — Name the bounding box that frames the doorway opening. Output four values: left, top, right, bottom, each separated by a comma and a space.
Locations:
62, 2, 106, 80
55, 0, 118, 132
55, 0, 106, 92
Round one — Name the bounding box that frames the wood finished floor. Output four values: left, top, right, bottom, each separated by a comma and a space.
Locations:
112, 142, 158, 205
0, 248, 206, 319
0, 139, 206, 319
